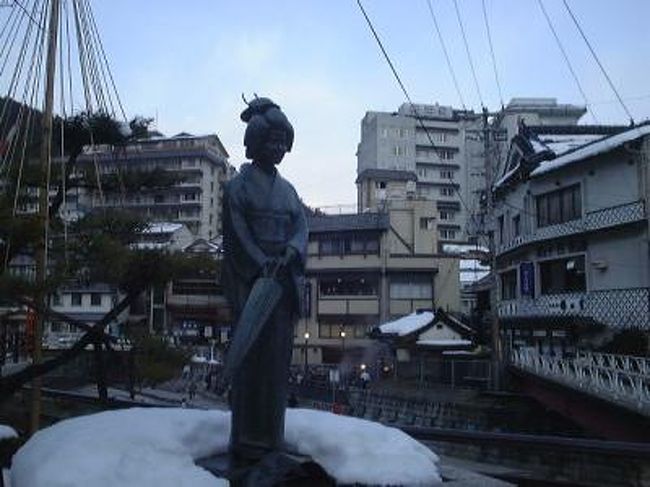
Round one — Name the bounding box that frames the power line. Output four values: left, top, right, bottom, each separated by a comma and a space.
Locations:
536, 0, 598, 124
356, 0, 489, 250
562, 0, 634, 124
452, 0, 484, 108
425, 0, 466, 110
481, 0, 504, 108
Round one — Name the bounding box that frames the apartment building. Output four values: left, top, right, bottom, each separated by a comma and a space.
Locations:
356, 103, 482, 244
74, 133, 234, 240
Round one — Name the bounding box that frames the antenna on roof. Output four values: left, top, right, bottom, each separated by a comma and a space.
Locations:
241, 93, 250, 106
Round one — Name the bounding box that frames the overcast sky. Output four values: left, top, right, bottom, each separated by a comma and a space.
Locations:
92, 0, 650, 208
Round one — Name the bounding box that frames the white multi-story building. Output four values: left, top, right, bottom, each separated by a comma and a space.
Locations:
356, 103, 482, 245
73, 133, 234, 240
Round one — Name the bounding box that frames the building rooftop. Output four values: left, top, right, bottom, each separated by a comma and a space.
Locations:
355, 168, 417, 184
308, 212, 389, 233
532, 122, 650, 177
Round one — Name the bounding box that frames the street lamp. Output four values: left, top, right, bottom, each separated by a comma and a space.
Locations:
303, 331, 310, 376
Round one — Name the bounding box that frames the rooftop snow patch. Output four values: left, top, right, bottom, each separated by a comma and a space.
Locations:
143, 222, 184, 234
532, 123, 650, 177
378, 311, 434, 337
416, 339, 472, 347
11, 408, 441, 487
442, 243, 489, 255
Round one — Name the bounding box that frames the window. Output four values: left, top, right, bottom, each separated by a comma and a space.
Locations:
183, 193, 198, 201
497, 215, 504, 244
440, 170, 454, 180
390, 275, 432, 299
376, 181, 386, 189
320, 275, 378, 296
154, 194, 164, 203
440, 187, 455, 197
513, 215, 521, 237
439, 149, 455, 160
210, 181, 214, 192
439, 228, 456, 240
319, 234, 380, 256
50, 321, 63, 332
51, 293, 61, 306
439, 211, 455, 221
90, 293, 102, 306
153, 286, 165, 304
500, 270, 517, 300
419, 217, 435, 230
540, 256, 586, 295
71, 293, 82, 306
536, 185, 581, 228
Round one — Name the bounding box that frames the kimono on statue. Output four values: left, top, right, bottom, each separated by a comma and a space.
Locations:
222, 97, 308, 463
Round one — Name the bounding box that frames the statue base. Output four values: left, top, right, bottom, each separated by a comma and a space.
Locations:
196, 450, 334, 486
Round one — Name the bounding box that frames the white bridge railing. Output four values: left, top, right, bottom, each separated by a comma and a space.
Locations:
510, 349, 650, 416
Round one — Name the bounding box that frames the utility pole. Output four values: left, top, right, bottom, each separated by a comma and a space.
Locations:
482, 107, 501, 390
31, 0, 61, 434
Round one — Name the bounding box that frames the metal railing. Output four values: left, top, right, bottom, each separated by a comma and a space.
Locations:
511, 349, 650, 416
498, 287, 650, 329
497, 200, 646, 255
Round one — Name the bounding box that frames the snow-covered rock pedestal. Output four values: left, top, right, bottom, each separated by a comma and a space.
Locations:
11, 407, 441, 486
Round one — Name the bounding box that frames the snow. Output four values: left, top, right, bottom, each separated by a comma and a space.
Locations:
416, 339, 472, 347
532, 124, 650, 177
12, 408, 228, 487
142, 222, 184, 234
529, 138, 548, 154
0, 425, 17, 440
538, 133, 605, 156
11, 408, 441, 486
493, 163, 519, 189
442, 243, 489, 255
460, 270, 490, 284
378, 311, 434, 337
285, 409, 440, 485
459, 259, 490, 271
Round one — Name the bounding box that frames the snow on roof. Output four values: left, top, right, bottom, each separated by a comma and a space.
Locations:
416, 339, 472, 347
532, 123, 650, 177
461, 270, 490, 284
459, 259, 490, 271
131, 242, 169, 250
494, 163, 519, 189
538, 133, 605, 156
142, 222, 184, 234
11, 408, 441, 486
0, 424, 17, 440
378, 311, 434, 336
529, 138, 549, 154
442, 243, 489, 255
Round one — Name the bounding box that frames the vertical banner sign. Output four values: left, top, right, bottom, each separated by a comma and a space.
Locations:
520, 262, 535, 297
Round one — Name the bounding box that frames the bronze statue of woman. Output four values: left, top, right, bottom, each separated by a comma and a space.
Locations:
222, 97, 308, 467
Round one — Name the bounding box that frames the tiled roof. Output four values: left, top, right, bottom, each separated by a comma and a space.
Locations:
356, 168, 417, 184
308, 212, 389, 233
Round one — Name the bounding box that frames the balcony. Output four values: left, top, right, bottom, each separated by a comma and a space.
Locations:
498, 287, 650, 330
497, 200, 646, 256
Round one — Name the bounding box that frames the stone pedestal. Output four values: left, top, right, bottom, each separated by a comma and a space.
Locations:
196, 451, 334, 487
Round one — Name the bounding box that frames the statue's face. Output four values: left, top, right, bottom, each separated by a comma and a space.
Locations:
258, 128, 288, 166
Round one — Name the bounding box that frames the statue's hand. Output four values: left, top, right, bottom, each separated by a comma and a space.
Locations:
280, 246, 298, 268
260, 257, 280, 278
